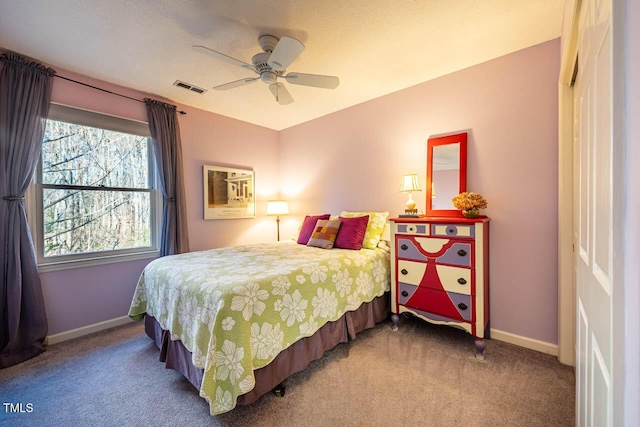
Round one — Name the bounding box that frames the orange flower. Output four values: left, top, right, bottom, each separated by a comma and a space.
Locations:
451, 192, 488, 211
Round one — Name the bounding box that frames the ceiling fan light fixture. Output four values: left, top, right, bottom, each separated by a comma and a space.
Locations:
261, 71, 277, 84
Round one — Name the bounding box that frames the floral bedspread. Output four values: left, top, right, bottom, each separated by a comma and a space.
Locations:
128, 240, 390, 415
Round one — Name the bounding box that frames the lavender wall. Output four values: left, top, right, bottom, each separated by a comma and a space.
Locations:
278, 39, 560, 344
177, 106, 281, 251
41, 69, 279, 335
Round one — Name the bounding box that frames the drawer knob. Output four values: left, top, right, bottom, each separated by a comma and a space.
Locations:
400, 269, 408, 275
401, 291, 409, 297
457, 278, 467, 285
400, 244, 408, 250
457, 249, 467, 257
458, 303, 468, 311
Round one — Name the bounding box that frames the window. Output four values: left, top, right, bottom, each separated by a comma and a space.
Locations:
30, 104, 159, 270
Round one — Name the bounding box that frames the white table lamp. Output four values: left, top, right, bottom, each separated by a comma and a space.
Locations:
266, 200, 289, 241
400, 174, 421, 216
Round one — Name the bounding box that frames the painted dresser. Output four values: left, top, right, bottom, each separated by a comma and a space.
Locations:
389, 217, 490, 358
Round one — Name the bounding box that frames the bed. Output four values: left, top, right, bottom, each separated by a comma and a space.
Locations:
128, 239, 390, 415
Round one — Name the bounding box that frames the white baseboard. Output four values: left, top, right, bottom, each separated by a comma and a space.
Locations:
44, 318, 557, 356
45, 315, 133, 346
490, 328, 558, 356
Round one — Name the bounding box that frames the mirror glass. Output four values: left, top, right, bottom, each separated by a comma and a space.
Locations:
431, 144, 461, 210
426, 132, 467, 217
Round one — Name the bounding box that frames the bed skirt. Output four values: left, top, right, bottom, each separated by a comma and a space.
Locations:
144, 291, 390, 406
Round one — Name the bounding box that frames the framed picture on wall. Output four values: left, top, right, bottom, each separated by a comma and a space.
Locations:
203, 165, 255, 219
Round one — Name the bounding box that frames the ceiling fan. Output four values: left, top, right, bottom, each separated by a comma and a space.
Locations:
193, 35, 340, 105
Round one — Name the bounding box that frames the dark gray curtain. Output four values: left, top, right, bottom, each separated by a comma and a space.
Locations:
144, 99, 189, 256
0, 53, 55, 368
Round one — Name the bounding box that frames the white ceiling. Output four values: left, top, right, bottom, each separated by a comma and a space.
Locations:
0, 1, 564, 131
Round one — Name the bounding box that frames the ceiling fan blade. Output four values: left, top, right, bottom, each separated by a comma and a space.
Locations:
282, 72, 340, 89
269, 83, 294, 105
193, 45, 255, 71
213, 77, 259, 90
267, 36, 305, 71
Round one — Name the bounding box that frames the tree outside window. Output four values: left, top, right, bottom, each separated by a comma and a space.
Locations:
37, 115, 156, 261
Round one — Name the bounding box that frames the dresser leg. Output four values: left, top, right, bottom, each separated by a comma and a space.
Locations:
391, 314, 399, 331
474, 338, 486, 360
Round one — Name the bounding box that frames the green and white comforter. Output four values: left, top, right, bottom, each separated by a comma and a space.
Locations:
128, 240, 390, 415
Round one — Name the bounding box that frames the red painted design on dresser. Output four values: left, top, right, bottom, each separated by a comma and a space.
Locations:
405, 258, 464, 321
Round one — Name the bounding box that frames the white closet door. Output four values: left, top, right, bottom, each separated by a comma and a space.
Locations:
574, 0, 613, 425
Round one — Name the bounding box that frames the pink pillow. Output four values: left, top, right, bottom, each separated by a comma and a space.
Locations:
334, 215, 369, 250
297, 214, 331, 244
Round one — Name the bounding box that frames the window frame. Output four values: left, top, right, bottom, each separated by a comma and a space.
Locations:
28, 103, 161, 272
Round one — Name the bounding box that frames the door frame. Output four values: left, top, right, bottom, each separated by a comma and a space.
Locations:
557, 0, 580, 368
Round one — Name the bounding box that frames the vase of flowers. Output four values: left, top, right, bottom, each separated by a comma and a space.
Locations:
451, 192, 488, 218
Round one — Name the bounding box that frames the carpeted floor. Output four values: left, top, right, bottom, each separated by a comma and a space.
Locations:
0, 315, 575, 427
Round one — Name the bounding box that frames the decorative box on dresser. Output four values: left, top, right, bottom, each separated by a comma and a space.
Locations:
389, 216, 490, 358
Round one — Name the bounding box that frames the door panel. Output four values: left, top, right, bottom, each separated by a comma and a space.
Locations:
593, 17, 612, 296
591, 338, 610, 426
577, 301, 589, 425
578, 79, 590, 266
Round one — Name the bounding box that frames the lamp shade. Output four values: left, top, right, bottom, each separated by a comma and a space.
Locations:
266, 200, 289, 216
399, 174, 421, 193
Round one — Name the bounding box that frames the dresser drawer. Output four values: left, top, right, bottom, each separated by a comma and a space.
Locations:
397, 237, 472, 267
397, 260, 472, 295
395, 223, 429, 235
401, 286, 472, 322
396, 238, 427, 261
431, 223, 474, 238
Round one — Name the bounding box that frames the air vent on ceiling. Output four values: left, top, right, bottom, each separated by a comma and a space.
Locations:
173, 80, 207, 94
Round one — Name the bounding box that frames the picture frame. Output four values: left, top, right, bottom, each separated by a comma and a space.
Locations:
203, 165, 255, 219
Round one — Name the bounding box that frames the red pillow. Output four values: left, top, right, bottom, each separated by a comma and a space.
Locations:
334, 215, 369, 250
297, 214, 331, 244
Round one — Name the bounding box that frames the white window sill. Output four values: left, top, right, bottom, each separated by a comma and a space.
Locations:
37, 250, 160, 273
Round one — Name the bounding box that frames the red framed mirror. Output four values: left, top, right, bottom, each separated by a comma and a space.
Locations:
426, 132, 467, 217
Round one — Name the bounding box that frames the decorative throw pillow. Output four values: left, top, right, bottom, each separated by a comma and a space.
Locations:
306, 219, 342, 249
379, 222, 391, 244
340, 211, 390, 249
297, 214, 331, 244
334, 215, 369, 250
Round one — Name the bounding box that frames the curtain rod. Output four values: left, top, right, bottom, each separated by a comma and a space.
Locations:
54, 75, 187, 115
